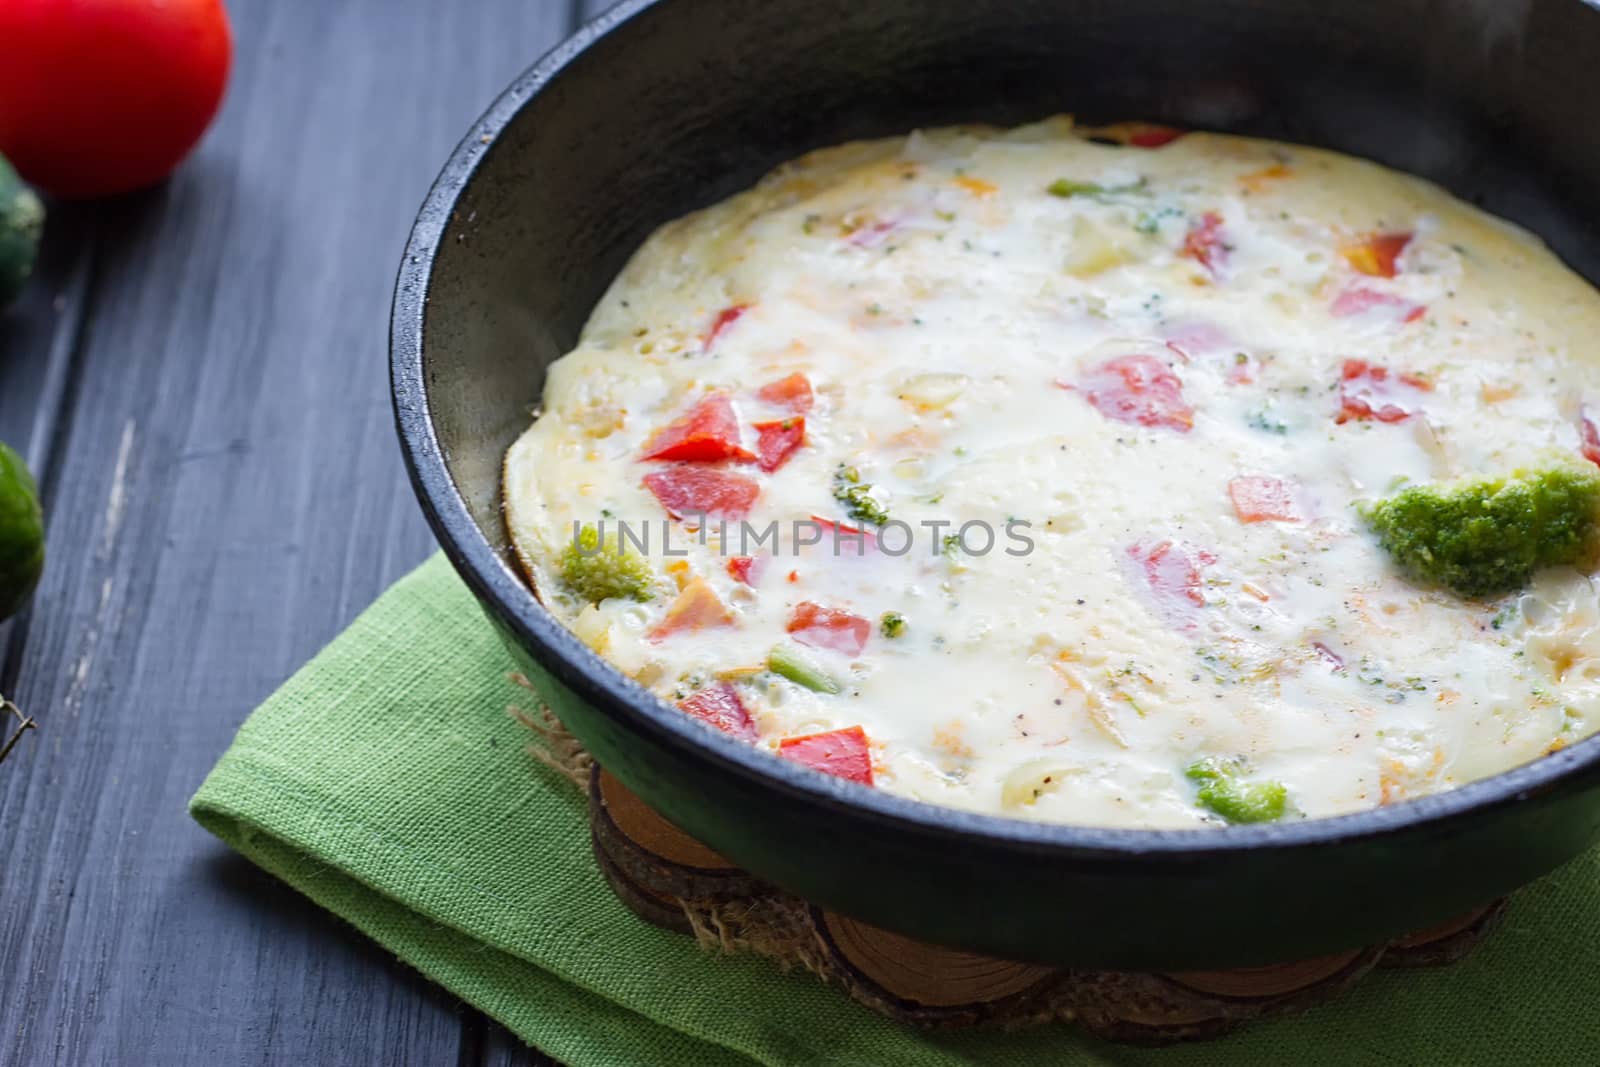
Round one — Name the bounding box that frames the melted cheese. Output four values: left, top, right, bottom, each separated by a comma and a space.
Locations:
503, 117, 1600, 828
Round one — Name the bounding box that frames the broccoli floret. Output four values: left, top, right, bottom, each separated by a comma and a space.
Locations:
1359, 464, 1600, 598
560, 523, 655, 603
880, 611, 906, 638
832, 464, 890, 526
1184, 757, 1286, 824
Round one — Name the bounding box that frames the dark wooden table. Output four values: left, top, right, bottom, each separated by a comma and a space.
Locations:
0, 2, 610, 1062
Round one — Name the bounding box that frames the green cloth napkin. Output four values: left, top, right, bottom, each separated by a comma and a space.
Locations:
192, 554, 1600, 1066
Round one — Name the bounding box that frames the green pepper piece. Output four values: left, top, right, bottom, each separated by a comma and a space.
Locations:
1185, 757, 1286, 824
768, 644, 841, 694
1047, 178, 1108, 198
1047, 177, 1148, 200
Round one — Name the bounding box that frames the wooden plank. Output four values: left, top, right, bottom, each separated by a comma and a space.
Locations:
0, 206, 95, 469
0, 1, 576, 1064
484, 1019, 564, 1067
0, 203, 97, 695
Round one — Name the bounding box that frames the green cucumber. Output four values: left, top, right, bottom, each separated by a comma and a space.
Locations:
0, 153, 44, 309
0, 442, 45, 621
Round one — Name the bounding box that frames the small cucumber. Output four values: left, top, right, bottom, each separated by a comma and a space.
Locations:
0, 442, 45, 621
0, 153, 44, 309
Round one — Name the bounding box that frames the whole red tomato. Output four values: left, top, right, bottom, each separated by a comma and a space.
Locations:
0, 0, 232, 199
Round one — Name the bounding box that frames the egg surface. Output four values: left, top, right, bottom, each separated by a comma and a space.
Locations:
503, 117, 1600, 828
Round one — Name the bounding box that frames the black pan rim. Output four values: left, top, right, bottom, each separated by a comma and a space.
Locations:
390, 0, 1600, 862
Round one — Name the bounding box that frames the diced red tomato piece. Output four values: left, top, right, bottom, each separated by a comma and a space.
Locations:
1342, 232, 1412, 278
642, 466, 761, 519
1311, 641, 1346, 671
1225, 353, 1258, 384
1074, 354, 1194, 432
1131, 539, 1216, 607
1329, 285, 1426, 323
807, 515, 878, 556
1335, 359, 1431, 424
1163, 320, 1231, 358
641, 393, 755, 463
753, 417, 805, 473
1580, 407, 1600, 467
1324, 286, 1427, 323
846, 219, 897, 248
648, 578, 734, 641
756, 372, 814, 414
1125, 539, 1216, 629
1228, 475, 1302, 523
678, 682, 758, 741
787, 601, 872, 657
1127, 125, 1186, 148
703, 304, 749, 350
1181, 211, 1228, 276
1164, 321, 1255, 383
777, 726, 874, 785
726, 556, 766, 585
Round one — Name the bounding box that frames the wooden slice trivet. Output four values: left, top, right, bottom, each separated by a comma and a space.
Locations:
589, 765, 765, 901
811, 908, 1062, 1027
1382, 896, 1507, 967
584, 762, 1504, 1043
591, 836, 697, 936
